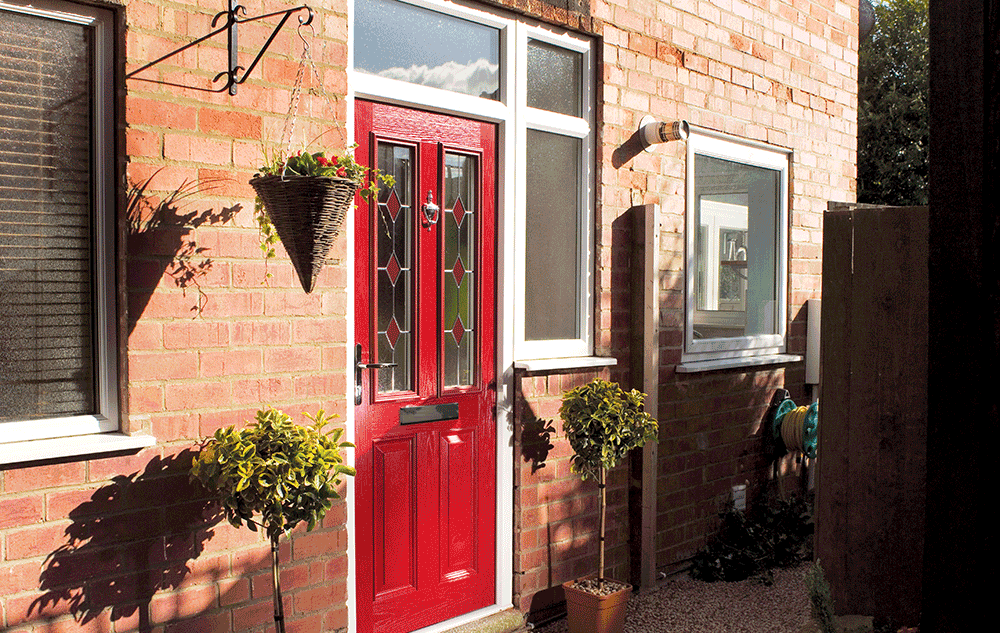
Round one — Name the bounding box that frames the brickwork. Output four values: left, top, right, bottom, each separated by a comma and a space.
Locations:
0, 0, 857, 630
2, 0, 352, 631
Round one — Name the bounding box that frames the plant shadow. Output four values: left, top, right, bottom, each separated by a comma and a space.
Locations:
126, 171, 240, 332
30, 450, 224, 632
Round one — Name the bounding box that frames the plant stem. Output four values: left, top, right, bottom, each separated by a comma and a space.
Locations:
271, 533, 286, 633
598, 465, 606, 590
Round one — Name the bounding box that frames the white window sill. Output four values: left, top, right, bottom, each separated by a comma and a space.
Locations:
514, 356, 617, 373
676, 354, 803, 374
0, 433, 157, 466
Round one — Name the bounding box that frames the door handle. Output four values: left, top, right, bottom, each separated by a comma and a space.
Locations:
355, 343, 397, 405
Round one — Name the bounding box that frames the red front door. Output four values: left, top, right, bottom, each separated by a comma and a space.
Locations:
354, 100, 497, 633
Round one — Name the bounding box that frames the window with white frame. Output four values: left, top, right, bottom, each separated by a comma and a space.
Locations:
684, 130, 791, 363
0, 0, 119, 445
518, 32, 594, 359
352, 0, 596, 361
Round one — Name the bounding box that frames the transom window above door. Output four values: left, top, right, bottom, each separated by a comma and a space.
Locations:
351, 0, 596, 361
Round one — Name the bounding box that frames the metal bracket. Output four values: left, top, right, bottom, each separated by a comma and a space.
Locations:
126, 2, 314, 95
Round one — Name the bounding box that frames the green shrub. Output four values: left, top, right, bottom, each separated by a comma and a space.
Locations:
690, 492, 813, 582
191, 406, 355, 539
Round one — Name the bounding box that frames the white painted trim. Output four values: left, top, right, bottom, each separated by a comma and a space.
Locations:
513, 356, 617, 372
683, 130, 791, 363
676, 354, 804, 374
0, 0, 119, 447
345, 3, 359, 633
0, 433, 156, 466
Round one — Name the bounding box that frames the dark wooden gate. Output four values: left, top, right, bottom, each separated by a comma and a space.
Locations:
816, 203, 928, 625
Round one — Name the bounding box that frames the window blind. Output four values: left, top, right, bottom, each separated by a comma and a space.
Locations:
0, 7, 96, 422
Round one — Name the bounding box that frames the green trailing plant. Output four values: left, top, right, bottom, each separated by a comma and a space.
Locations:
690, 492, 813, 583
560, 379, 658, 591
804, 560, 837, 633
190, 407, 355, 633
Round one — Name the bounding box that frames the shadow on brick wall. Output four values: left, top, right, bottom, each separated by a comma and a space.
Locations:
126, 170, 240, 332
28, 450, 224, 631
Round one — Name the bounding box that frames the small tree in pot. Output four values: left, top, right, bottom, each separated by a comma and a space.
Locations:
190, 407, 355, 633
559, 379, 658, 633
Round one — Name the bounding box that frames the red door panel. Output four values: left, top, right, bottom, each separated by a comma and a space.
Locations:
355, 100, 497, 633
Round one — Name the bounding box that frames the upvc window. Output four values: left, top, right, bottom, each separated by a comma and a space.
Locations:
516, 30, 594, 359
684, 130, 791, 363
0, 0, 119, 447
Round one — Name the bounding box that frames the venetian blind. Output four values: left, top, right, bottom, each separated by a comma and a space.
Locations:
0, 7, 96, 422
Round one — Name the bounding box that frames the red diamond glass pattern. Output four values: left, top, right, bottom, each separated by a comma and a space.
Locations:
451, 196, 466, 227
386, 188, 401, 222
452, 256, 466, 287
386, 317, 401, 350
451, 316, 465, 345
386, 254, 401, 286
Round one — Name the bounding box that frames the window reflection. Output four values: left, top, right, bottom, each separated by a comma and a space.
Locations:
693, 155, 779, 340
355, 0, 500, 100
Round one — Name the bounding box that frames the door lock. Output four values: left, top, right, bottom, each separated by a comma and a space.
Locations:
355, 343, 397, 405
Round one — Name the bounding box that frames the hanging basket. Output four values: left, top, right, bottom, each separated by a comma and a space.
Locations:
250, 174, 358, 293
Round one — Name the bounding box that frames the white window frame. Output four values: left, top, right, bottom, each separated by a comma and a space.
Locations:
0, 0, 120, 447
514, 26, 595, 360
683, 128, 791, 363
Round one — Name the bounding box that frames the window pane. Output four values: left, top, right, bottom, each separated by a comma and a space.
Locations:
355, 0, 500, 100
527, 39, 582, 117
443, 153, 476, 387
0, 9, 96, 421
376, 144, 415, 393
525, 130, 581, 341
693, 154, 779, 339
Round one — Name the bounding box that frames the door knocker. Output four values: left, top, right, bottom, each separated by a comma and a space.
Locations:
422, 190, 440, 230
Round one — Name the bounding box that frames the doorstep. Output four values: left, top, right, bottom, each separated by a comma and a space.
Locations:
440, 609, 527, 633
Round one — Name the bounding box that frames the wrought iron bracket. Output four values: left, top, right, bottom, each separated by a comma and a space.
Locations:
126, 1, 314, 95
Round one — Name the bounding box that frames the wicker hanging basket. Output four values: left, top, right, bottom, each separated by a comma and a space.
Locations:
250, 174, 358, 293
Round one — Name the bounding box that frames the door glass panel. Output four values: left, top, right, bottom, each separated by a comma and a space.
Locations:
527, 39, 582, 117
377, 143, 414, 392
355, 0, 501, 101
443, 153, 476, 387
524, 129, 581, 341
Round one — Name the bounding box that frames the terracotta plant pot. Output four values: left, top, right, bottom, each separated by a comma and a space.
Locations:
562, 578, 630, 633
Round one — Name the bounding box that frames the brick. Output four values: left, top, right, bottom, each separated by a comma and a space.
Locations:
129, 351, 200, 381
127, 98, 198, 131
3, 462, 86, 494
5, 521, 71, 560
199, 108, 262, 140
0, 494, 43, 529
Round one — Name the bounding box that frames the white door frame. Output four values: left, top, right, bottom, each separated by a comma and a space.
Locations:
345, 2, 517, 631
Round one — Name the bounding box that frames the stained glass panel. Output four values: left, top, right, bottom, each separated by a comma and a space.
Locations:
376, 144, 414, 392
443, 153, 476, 387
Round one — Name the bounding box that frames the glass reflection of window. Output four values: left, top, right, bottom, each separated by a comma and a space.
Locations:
443, 153, 476, 387
376, 144, 414, 392
693, 154, 779, 340
354, 0, 500, 100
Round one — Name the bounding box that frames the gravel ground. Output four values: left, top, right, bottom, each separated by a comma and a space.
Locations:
533, 564, 813, 633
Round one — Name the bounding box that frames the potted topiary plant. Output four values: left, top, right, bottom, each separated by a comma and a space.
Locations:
559, 378, 658, 633
190, 407, 355, 633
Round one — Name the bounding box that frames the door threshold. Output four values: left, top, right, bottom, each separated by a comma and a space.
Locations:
414, 606, 524, 633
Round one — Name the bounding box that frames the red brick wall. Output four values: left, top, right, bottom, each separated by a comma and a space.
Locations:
2, 1, 352, 631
